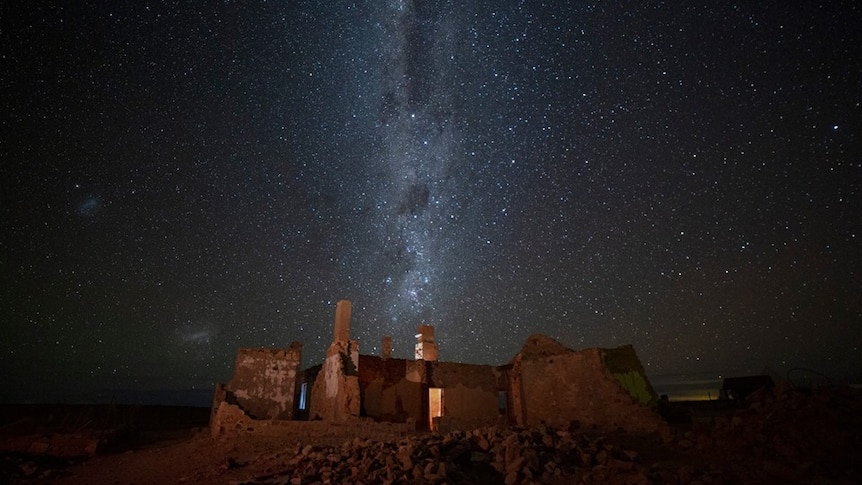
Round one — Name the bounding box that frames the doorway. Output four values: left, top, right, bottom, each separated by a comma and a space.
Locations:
428, 388, 443, 430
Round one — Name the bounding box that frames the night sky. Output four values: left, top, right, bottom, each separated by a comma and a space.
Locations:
2, 2, 860, 404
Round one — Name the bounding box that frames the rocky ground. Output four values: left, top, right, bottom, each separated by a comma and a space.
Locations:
1, 384, 860, 484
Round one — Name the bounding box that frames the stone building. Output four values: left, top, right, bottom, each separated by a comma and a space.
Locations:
211, 300, 666, 436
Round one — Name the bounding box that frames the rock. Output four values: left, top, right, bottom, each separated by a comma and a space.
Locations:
84, 439, 102, 457
504, 469, 519, 485
477, 436, 490, 450
504, 433, 521, 465
506, 456, 525, 475
397, 443, 413, 469
27, 441, 50, 454
470, 451, 490, 463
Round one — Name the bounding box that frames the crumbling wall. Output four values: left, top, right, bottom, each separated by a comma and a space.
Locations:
602, 344, 660, 407
213, 343, 302, 421
357, 356, 500, 430
359, 355, 409, 421
358, 356, 422, 425
210, 399, 253, 437
379, 376, 423, 426
426, 361, 500, 428
513, 335, 667, 435
309, 340, 361, 421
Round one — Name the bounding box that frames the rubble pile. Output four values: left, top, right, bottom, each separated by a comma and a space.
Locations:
680, 384, 862, 483
4, 385, 860, 484
229, 386, 862, 485
233, 426, 671, 485
0, 431, 108, 481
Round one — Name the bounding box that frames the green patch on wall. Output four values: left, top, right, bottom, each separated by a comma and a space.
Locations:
613, 370, 657, 407
603, 345, 660, 407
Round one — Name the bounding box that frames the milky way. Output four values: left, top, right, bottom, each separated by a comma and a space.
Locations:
1, 1, 860, 404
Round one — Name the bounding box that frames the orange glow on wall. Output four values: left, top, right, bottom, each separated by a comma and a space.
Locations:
428, 388, 443, 430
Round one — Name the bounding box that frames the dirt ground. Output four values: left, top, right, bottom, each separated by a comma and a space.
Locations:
2, 425, 681, 485
2, 385, 861, 484
3, 428, 344, 485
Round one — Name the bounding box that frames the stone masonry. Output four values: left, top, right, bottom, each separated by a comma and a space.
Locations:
212, 300, 668, 440
309, 300, 361, 421
211, 342, 302, 428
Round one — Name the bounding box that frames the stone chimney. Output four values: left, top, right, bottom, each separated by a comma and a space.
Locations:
310, 299, 360, 421
382, 336, 392, 360
414, 324, 438, 361
333, 299, 351, 343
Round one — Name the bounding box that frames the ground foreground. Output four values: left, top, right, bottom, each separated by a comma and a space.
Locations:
1, 385, 860, 484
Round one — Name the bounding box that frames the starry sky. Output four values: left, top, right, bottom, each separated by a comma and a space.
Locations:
2, 1, 860, 405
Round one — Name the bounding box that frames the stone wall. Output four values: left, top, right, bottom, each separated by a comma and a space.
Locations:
357, 356, 501, 430
601, 344, 661, 407
512, 335, 667, 435
211, 399, 411, 440
211, 319, 667, 439
213, 343, 302, 421
358, 356, 422, 425
309, 340, 361, 421
426, 361, 501, 428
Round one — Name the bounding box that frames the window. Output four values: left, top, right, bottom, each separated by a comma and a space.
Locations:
299, 382, 308, 411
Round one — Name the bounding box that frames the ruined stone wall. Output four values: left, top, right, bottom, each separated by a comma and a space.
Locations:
309, 340, 361, 421
601, 344, 661, 407
358, 356, 423, 425
211, 399, 411, 439
516, 344, 666, 434
216, 344, 303, 420
357, 356, 501, 430
426, 361, 500, 428
359, 355, 408, 422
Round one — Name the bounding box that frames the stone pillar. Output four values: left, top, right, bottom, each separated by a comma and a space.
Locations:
334, 299, 352, 343
382, 336, 392, 360
310, 299, 360, 421
414, 324, 439, 361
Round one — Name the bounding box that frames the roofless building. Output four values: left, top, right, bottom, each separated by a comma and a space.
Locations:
211, 300, 667, 437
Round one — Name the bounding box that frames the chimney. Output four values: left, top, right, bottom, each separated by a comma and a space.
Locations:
333, 300, 351, 343
414, 324, 438, 361
382, 336, 392, 360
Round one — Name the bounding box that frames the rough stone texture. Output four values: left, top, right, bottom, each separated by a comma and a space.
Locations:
211, 414, 412, 441
333, 299, 351, 344
358, 355, 502, 431
304, 300, 363, 422
381, 335, 392, 360
359, 356, 418, 424
603, 344, 661, 407
211, 324, 668, 442
309, 340, 361, 421
426, 361, 502, 430
210, 401, 253, 438
511, 335, 668, 436
11, 385, 862, 484
414, 324, 439, 361
356, 335, 667, 435
219, 424, 658, 485
212, 343, 302, 421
